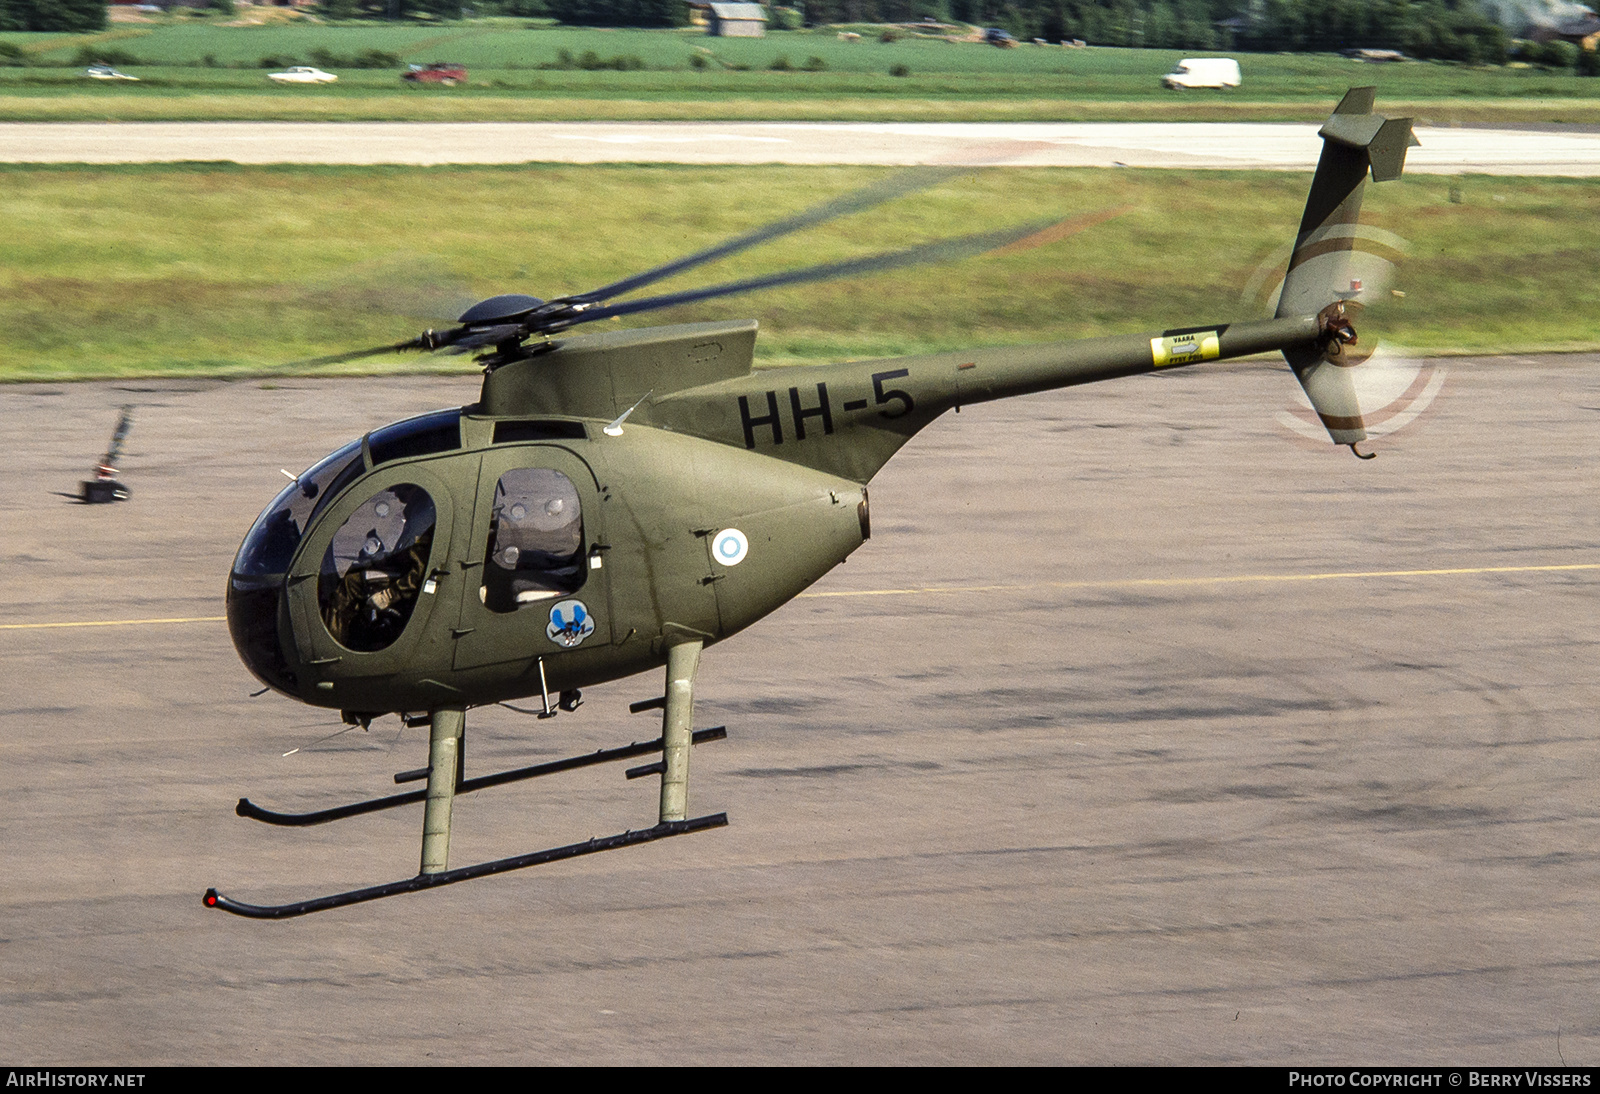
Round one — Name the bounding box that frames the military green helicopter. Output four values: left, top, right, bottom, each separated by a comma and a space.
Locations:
206, 89, 1416, 918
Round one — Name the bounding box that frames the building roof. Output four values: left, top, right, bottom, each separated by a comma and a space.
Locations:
1555, 13, 1600, 35
708, 3, 767, 20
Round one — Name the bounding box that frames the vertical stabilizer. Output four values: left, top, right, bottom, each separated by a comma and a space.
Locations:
1278, 88, 1418, 448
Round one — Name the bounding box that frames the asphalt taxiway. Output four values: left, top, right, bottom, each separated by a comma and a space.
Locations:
1, 355, 1596, 1064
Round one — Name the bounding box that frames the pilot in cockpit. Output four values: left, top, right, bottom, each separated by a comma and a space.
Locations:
320, 485, 436, 652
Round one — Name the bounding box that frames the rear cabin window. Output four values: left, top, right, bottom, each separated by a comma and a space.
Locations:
481, 468, 584, 613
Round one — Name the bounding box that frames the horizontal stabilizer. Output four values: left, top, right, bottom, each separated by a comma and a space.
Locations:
1319, 107, 1420, 184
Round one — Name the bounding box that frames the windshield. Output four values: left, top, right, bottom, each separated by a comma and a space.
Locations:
233, 438, 365, 577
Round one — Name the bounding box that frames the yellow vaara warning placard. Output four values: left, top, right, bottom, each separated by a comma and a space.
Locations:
1150, 330, 1220, 367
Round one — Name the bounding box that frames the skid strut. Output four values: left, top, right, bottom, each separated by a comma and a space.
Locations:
421, 707, 464, 874
660, 640, 702, 824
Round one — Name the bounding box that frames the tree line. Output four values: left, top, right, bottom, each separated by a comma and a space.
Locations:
0, 0, 107, 32
515, 1, 1518, 64
806, 1, 1509, 63
0, 0, 1528, 66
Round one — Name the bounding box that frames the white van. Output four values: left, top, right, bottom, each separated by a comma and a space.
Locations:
1162, 57, 1241, 89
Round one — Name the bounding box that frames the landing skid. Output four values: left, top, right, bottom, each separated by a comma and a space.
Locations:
236, 726, 727, 826
208, 640, 720, 917
204, 813, 728, 919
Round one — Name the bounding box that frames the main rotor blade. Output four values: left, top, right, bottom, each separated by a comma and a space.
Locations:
563, 165, 973, 306
302, 253, 480, 324
275, 337, 431, 371
563, 215, 1086, 327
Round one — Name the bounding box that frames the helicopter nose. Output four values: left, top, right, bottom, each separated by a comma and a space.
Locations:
227, 574, 297, 696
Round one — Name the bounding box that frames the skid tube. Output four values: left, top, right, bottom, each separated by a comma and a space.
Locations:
237, 726, 728, 826
204, 812, 729, 919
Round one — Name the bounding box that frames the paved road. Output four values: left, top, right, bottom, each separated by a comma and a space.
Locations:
2, 354, 1596, 1064
3, 120, 1599, 173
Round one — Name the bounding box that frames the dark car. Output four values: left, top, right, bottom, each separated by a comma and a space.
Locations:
984, 27, 1018, 47
403, 62, 467, 86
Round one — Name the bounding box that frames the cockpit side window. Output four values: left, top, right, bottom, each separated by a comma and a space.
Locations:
233, 439, 364, 578
482, 468, 584, 614
318, 484, 437, 652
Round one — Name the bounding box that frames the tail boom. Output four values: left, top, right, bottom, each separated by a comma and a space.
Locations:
651, 314, 1326, 484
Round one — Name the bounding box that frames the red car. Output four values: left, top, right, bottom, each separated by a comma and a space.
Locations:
403, 62, 467, 86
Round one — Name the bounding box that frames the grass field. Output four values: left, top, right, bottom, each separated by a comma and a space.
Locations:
0, 163, 1592, 381
4, 21, 1600, 122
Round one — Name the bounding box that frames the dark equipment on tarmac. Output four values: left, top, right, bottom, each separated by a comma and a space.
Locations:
208, 90, 1417, 917
79, 406, 133, 504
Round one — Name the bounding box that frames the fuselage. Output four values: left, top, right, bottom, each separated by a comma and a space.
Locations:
227, 387, 869, 715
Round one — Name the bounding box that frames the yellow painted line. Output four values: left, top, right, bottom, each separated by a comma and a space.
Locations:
0, 615, 226, 632
4, 563, 1595, 627
798, 563, 1600, 600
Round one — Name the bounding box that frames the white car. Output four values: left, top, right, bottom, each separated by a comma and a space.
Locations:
84, 65, 139, 81
268, 67, 338, 85
1162, 58, 1241, 89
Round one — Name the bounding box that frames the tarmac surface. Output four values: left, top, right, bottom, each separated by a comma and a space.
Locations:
1, 354, 1597, 1064
4, 120, 1600, 174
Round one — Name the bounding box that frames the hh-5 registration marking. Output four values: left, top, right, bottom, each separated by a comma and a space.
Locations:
737, 369, 915, 449
1151, 330, 1221, 367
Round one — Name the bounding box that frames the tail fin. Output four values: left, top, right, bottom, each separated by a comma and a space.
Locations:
1277, 88, 1419, 448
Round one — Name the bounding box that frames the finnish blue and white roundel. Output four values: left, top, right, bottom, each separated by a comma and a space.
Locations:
712, 528, 749, 567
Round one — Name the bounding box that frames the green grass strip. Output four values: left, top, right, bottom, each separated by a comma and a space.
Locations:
0, 163, 1588, 380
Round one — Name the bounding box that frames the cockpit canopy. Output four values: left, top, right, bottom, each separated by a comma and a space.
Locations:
227, 409, 463, 694
232, 409, 462, 579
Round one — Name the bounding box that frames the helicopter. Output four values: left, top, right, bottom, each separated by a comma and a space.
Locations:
78, 405, 133, 504
205, 89, 1417, 918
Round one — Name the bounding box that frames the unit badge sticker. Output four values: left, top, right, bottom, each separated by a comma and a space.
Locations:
546, 599, 595, 648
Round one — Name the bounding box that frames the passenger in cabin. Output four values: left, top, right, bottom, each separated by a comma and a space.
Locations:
481, 468, 584, 614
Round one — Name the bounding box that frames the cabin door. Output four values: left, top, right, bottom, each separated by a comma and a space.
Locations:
451, 444, 611, 671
